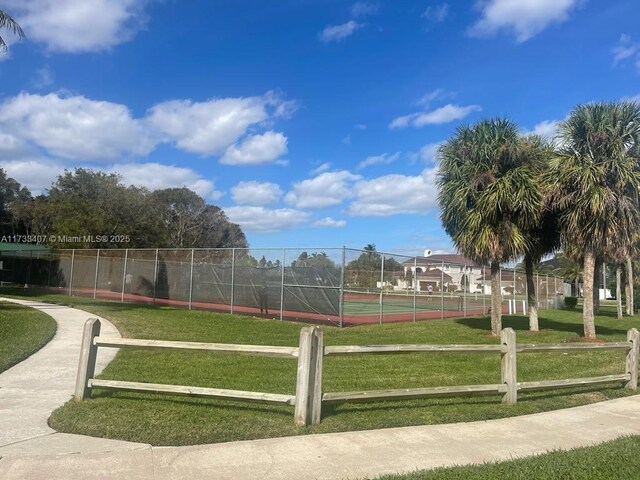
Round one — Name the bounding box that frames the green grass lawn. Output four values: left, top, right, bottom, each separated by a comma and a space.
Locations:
372, 435, 640, 480
1, 287, 638, 446
0, 300, 57, 372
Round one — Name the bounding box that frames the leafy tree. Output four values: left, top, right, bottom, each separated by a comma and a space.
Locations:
151, 188, 247, 248
0, 168, 23, 235
438, 118, 543, 336
547, 102, 640, 338
0, 9, 24, 53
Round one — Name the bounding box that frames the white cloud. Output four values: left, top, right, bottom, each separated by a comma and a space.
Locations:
355, 123, 367, 130
147, 97, 270, 156
314, 217, 347, 228
613, 34, 640, 72
319, 21, 362, 43
221, 131, 288, 166
342, 134, 352, 146
0, 93, 155, 160
224, 206, 310, 233
524, 119, 561, 141
422, 4, 449, 23
32, 65, 54, 89
469, 0, 580, 43
1, 157, 64, 194
418, 142, 443, 163
357, 152, 401, 170
390, 104, 481, 129
285, 171, 361, 209
417, 88, 453, 107
351, 2, 379, 17
311, 162, 332, 175
230, 181, 282, 205
8, 0, 148, 53
107, 163, 221, 200
347, 168, 438, 216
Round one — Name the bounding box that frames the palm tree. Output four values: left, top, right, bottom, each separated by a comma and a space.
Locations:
0, 10, 25, 52
518, 136, 561, 331
547, 101, 640, 338
554, 251, 582, 298
438, 118, 543, 336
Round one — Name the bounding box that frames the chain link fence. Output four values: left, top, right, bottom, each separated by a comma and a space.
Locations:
0, 247, 570, 327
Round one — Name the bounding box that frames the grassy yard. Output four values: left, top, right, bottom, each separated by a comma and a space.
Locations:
1, 288, 639, 446
0, 300, 57, 372
372, 435, 640, 480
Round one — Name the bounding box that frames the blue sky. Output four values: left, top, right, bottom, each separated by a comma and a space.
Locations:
0, 0, 639, 255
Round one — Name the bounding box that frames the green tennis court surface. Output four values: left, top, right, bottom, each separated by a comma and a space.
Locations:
343, 292, 491, 316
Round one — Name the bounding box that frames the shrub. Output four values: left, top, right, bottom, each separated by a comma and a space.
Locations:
564, 296, 578, 309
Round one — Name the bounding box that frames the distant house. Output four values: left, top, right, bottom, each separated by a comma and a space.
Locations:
401, 253, 484, 293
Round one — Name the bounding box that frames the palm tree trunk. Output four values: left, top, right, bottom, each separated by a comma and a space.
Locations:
490, 261, 502, 336
616, 265, 623, 320
574, 278, 579, 297
583, 248, 596, 339
525, 254, 538, 331
593, 258, 601, 315
628, 256, 634, 316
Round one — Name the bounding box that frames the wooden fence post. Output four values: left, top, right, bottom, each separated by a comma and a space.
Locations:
294, 326, 324, 426
626, 328, 639, 391
74, 318, 101, 401
501, 327, 517, 405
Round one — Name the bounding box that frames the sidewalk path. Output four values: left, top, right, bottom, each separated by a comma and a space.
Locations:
1, 298, 640, 479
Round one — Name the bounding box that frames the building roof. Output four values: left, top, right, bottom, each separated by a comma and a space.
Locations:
402, 253, 484, 267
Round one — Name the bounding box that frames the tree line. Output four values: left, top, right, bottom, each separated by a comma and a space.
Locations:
0, 168, 248, 250
438, 101, 640, 339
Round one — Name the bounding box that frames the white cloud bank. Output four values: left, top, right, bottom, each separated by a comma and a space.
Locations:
347, 168, 438, 216
319, 21, 362, 43
0, 91, 291, 165
390, 104, 481, 129
224, 206, 310, 233
285, 171, 361, 209
468, 0, 580, 43
230, 181, 283, 205
8, 0, 148, 52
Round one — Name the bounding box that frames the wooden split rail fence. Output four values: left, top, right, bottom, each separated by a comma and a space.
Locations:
75, 319, 640, 426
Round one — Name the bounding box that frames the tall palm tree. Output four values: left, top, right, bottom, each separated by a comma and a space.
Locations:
0, 9, 25, 52
547, 101, 640, 338
438, 118, 543, 336
518, 136, 561, 331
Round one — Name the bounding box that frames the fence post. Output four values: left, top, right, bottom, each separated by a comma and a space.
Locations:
230, 248, 236, 315
188, 248, 195, 310
441, 261, 445, 320
280, 249, 286, 321
379, 255, 384, 324
121, 249, 129, 302
626, 328, 639, 391
68, 249, 75, 296
500, 327, 517, 405
294, 326, 324, 426
339, 246, 345, 328
74, 318, 101, 401
412, 256, 417, 322
93, 249, 100, 299
152, 248, 159, 304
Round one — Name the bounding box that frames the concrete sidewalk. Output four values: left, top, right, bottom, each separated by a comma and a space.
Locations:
1, 298, 640, 480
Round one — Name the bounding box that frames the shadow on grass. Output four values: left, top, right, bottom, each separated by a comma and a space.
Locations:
454, 315, 628, 337
90, 389, 293, 418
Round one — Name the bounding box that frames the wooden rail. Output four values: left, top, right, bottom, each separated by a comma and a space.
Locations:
89, 379, 296, 406
325, 344, 503, 355
322, 384, 506, 403
75, 319, 640, 427
95, 337, 299, 358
